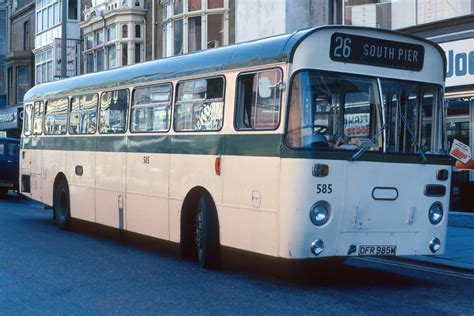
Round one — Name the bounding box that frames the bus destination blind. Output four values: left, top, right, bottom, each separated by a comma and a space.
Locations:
329, 32, 425, 71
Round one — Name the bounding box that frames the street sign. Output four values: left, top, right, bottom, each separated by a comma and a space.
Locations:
450, 139, 472, 164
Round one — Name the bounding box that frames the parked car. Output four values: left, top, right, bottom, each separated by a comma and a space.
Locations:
0, 138, 20, 196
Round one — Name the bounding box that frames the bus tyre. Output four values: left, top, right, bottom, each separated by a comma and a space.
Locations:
54, 180, 71, 230
195, 194, 220, 269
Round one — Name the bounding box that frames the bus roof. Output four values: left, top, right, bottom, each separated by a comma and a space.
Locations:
23, 26, 445, 101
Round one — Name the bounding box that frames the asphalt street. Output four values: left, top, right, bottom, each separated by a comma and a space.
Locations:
0, 194, 472, 314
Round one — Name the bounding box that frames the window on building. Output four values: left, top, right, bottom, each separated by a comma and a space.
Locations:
235, 69, 282, 130
68, 0, 78, 20
131, 84, 172, 132
162, 0, 229, 57
86, 33, 93, 49
7, 67, 13, 104
99, 89, 129, 134
188, 0, 201, 11
97, 49, 105, 71
122, 44, 128, 66
108, 25, 116, 42
24, 21, 30, 51
135, 25, 141, 38
208, 0, 223, 9
122, 24, 128, 38
135, 44, 141, 63
86, 53, 94, 73
35, 49, 54, 84
44, 98, 68, 135
174, 19, 183, 55
174, 77, 224, 131
96, 31, 104, 45
188, 16, 201, 52
207, 14, 223, 48
69, 94, 98, 134
16, 66, 29, 103
108, 44, 116, 68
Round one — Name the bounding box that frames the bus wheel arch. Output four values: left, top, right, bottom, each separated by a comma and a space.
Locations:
180, 186, 220, 268
53, 173, 71, 230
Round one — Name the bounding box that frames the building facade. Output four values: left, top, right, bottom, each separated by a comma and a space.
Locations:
80, 0, 147, 74
34, 0, 82, 84
0, 0, 35, 138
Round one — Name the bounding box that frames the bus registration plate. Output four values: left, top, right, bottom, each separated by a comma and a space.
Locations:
358, 245, 397, 256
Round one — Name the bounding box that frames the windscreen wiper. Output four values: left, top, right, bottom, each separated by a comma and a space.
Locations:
398, 110, 427, 164
350, 123, 387, 161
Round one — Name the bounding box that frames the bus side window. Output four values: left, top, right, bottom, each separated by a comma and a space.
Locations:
131, 83, 172, 133
421, 91, 435, 152
23, 104, 32, 136
174, 77, 224, 132
33, 101, 44, 135
99, 89, 130, 134
69, 93, 98, 135
235, 69, 282, 130
44, 98, 68, 135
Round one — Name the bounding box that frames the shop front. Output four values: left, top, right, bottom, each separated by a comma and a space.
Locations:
0, 105, 23, 139
439, 39, 474, 212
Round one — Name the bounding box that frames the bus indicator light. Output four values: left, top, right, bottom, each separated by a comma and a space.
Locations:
436, 169, 449, 181
215, 156, 221, 176
312, 164, 329, 177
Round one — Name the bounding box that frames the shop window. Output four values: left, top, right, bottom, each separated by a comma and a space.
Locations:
188, 0, 201, 11
208, 0, 223, 9
99, 89, 129, 134
235, 69, 282, 130
174, 77, 224, 131
174, 19, 183, 55
207, 14, 223, 48
131, 84, 172, 133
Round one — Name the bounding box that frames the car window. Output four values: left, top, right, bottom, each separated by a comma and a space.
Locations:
0, 143, 4, 156
8, 143, 19, 157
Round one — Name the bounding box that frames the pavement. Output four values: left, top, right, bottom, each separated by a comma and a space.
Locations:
400, 212, 474, 272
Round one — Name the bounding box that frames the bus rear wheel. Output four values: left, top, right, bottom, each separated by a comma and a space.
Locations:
54, 180, 71, 230
195, 194, 220, 268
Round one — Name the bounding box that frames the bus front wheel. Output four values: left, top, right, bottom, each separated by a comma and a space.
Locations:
54, 180, 71, 230
195, 194, 220, 268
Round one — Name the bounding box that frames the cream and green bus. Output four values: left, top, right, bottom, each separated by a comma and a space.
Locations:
20, 26, 451, 268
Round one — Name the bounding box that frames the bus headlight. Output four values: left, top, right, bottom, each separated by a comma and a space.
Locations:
309, 201, 330, 226
429, 237, 441, 253
428, 202, 443, 225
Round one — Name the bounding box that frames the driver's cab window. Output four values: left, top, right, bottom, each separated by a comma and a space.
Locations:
287, 71, 381, 150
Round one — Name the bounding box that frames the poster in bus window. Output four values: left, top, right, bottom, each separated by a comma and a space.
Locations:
344, 113, 370, 137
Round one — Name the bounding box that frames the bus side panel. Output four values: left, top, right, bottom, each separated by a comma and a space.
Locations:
66, 149, 96, 223
220, 156, 280, 256
169, 153, 223, 243
42, 148, 66, 207
95, 151, 127, 229
126, 152, 170, 240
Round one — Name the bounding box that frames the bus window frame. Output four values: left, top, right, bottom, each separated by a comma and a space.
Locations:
233, 67, 283, 132
98, 88, 131, 135
69, 93, 99, 135
33, 101, 45, 136
23, 103, 33, 137
44, 97, 70, 136
173, 75, 226, 133
130, 82, 174, 134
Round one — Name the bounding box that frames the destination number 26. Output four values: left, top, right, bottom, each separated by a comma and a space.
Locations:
316, 184, 333, 194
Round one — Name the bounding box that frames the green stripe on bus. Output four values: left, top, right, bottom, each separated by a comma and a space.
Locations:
20, 134, 452, 165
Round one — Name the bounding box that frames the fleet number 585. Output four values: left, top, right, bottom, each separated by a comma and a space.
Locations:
316, 184, 333, 194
